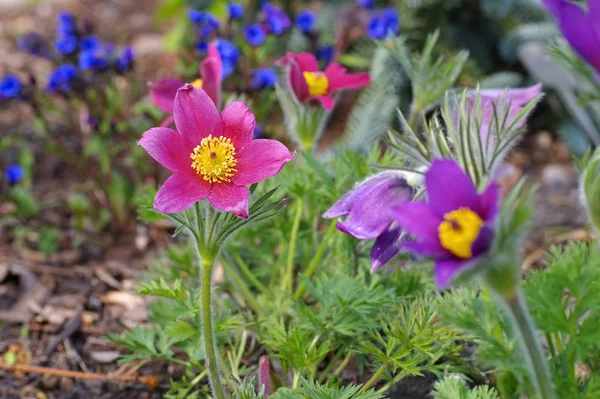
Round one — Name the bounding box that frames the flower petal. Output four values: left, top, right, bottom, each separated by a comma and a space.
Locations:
434, 258, 477, 289
404, 240, 449, 257
174, 85, 223, 148
208, 182, 249, 219
137, 127, 192, 173
200, 42, 223, 107
391, 202, 441, 241
150, 78, 185, 113
154, 173, 211, 213
232, 139, 295, 186
326, 63, 371, 93
370, 224, 405, 271
471, 225, 495, 258
425, 159, 479, 217
478, 182, 500, 222
221, 102, 256, 152
332, 173, 413, 240
313, 95, 335, 110
276, 52, 319, 102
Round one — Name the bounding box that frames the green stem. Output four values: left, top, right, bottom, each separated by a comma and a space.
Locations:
406, 103, 421, 132
331, 353, 353, 381
220, 256, 261, 314
234, 254, 268, 294
318, 348, 345, 383
282, 199, 303, 292
360, 362, 387, 392
500, 291, 556, 399
200, 255, 227, 399
294, 219, 337, 299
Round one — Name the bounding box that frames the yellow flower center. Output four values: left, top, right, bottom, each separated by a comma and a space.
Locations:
303, 72, 329, 96
438, 207, 484, 259
190, 135, 237, 183
191, 78, 203, 88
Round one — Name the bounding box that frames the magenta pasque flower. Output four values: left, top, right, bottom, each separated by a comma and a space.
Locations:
392, 159, 499, 288
276, 52, 370, 110
543, 0, 600, 73
150, 42, 223, 127
324, 172, 414, 271
138, 85, 295, 218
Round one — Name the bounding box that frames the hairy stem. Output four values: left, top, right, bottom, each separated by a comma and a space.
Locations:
200, 255, 226, 399
282, 199, 303, 292
500, 291, 556, 399
360, 362, 387, 392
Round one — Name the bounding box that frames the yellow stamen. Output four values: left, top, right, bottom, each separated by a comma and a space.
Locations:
303, 72, 329, 96
191, 78, 203, 89
438, 207, 483, 259
190, 135, 237, 183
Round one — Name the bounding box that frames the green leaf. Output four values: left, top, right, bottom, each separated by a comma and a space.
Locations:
165, 321, 198, 343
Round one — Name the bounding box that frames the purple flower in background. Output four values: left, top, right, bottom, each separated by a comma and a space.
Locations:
392, 159, 499, 288
263, 2, 291, 35
251, 68, 277, 89
316, 46, 334, 64
216, 39, 239, 78
228, 3, 244, 19
244, 24, 267, 46
196, 40, 208, 53
55, 34, 78, 55
324, 172, 414, 271
57, 11, 76, 35
79, 47, 110, 70
188, 9, 208, 24
367, 16, 386, 39
18, 32, 49, 58
47, 64, 77, 92
357, 0, 374, 9
80, 35, 99, 51
6, 165, 24, 184
117, 46, 134, 72
296, 10, 316, 33
0, 75, 22, 99
253, 124, 264, 138
367, 7, 400, 39
542, 0, 600, 73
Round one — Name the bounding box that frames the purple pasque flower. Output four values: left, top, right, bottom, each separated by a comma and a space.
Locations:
542, 0, 600, 73
324, 172, 414, 271
392, 159, 500, 289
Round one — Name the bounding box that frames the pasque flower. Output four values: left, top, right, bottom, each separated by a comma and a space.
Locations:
542, 0, 600, 73
392, 159, 499, 288
151, 42, 222, 125
276, 52, 370, 110
324, 172, 414, 271
138, 85, 295, 218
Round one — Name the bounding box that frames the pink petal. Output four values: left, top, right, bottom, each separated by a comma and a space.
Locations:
155, 173, 211, 213
233, 139, 295, 186
434, 258, 478, 289
150, 78, 185, 113
173, 85, 223, 149
208, 182, 249, 219
200, 42, 223, 108
313, 95, 335, 110
137, 127, 192, 173
326, 64, 371, 93
221, 102, 256, 152
276, 52, 318, 102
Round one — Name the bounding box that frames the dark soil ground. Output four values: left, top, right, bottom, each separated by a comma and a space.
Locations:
0, 2, 591, 399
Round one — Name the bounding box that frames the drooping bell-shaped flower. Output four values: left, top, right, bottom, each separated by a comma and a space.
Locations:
276, 52, 370, 110
138, 85, 295, 218
150, 42, 223, 125
324, 172, 414, 271
392, 159, 499, 288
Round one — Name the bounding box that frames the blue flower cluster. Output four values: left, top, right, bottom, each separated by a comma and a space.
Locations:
5, 164, 24, 184
244, 24, 267, 47
262, 2, 291, 36
295, 10, 316, 33
228, 3, 244, 20
54, 12, 78, 55
47, 64, 78, 93
367, 7, 400, 40
189, 9, 221, 53
0, 75, 22, 100
216, 39, 240, 79
251, 68, 277, 90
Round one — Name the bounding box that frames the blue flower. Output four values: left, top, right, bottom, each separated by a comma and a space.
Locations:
57, 11, 76, 35
296, 10, 316, 33
367, 16, 386, 39
47, 64, 77, 92
54, 34, 78, 55
252, 68, 277, 89
0, 75, 22, 99
188, 9, 207, 24
195, 40, 208, 53
228, 3, 244, 19
206, 14, 220, 29
316, 46, 334, 64
117, 46, 134, 72
6, 165, 24, 184
262, 2, 291, 35
253, 124, 264, 138
382, 7, 399, 36
18, 32, 48, 57
244, 24, 266, 46
80, 35, 99, 51
79, 48, 109, 71
216, 39, 239, 78
357, 0, 374, 8
199, 24, 215, 38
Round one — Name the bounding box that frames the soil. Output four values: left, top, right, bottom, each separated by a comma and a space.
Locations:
0, 2, 591, 399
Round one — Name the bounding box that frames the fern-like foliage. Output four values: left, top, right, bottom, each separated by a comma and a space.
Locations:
270, 378, 383, 399
432, 375, 500, 399
232, 378, 265, 399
